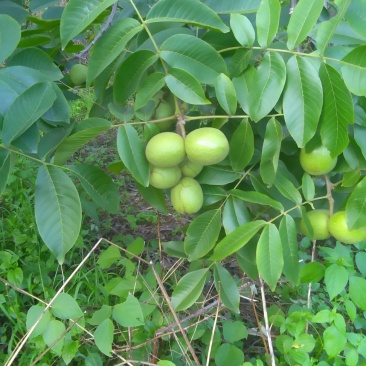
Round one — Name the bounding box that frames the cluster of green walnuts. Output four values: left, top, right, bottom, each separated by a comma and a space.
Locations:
145, 127, 229, 215
299, 146, 366, 244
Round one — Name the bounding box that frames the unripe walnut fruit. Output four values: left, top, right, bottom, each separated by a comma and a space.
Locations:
328, 211, 366, 244
155, 102, 175, 131
180, 158, 203, 178
145, 132, 185, 168
170, 177, 203, 214
300, 209, 330, 240
70, 64, 88, 86
149, 165, 181, 189
299, 145, 337, 176
185, 127, 229, 166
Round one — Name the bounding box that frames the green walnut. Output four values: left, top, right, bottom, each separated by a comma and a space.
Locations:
149, 165, 181, 189
155, 101, 175, 131
328, 211, 366, 244
69, 64, 88, 86
145, 132, 185, 168
300, 145, 337, 176
180, 158, 203, 178
185, 127, 229, 166
300, 209, 330, 240
170, 177, 203, 214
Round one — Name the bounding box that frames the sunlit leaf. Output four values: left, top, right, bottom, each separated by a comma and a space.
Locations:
222, 196, 251, 235
52, 292, 84, 320
112, 294, 145, 327
94, 318, 114, 357
346, 176, 366, 230
26, 305, 52, 339
256, 0, 280, 48
215, 73, 237, 115
324, 264, 348, 300
43, 319, 65, 355
230, 13, 255, 48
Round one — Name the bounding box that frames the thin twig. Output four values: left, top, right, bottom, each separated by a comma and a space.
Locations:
259, 277, 276, 366
306, 239, 317, 333
325, 175, 335, 215
206, 289, 220, 366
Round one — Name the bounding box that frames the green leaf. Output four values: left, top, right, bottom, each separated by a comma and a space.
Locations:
248, 52, 286, 122
0, 14, 20, 63
346, 177, 366, 230
324, 264, 348, 300
344, 299, 357, 322
136, 182, 168, 214
88, 305, 112, 326
316, 0, 352, 54
319, 63, 352, 157
88, 18, 143, 81
256, 0, 280, 48
160, 34, 227, 85
171, 268, 209, 311
42, 83, 71, 125
165, 68, 210, 105
62, 340, 79, 365
215, 344, 244, 366
283, 56, 323, 148
7, 267, 23, 287
342, 170, 361, 188
354, 125, 366, 160
222, 196, 251, 235
237, 240, 259, 280
228, 49, 252, 78
69, 164, 120, 214
146, 0, 230, 33
0, 150, 11, 196
211, 220, 267, 261
323, 325, 347, 358
222, 320, 248, 343
233, 65, 255, 114
274, 169, 302, 204
346, 0, 366, 38
135, 72, 166, 111
230, 13, 255, 48
116, 124, 149, 187
113, 50, 158, 104
215, 73, 237, 115
162, 241, 187, 259
52, 293, 84, 320
35, 166, 82, 264
349, 276, 366, 310
301, 173, 315, 202
94, 318, 114, 357
43, 319, 65, 355
60, 0, 116, 48
256, 223, 283, 291
287, 0, 324, 50
112, 294, 145, 327
26, 305, 52, 339
184, 209, 221, 261
279, 215, 300, 284
54, 118, 112, 165
204, 0, 260, 13
300, 262, 326, 283
157, 361, 176, 366
229, 119, 254, 171
260, 118, 283, 186
230, 188, 284, 212
341, 45, 366, 97
196, 165, 241, 185
214, 263, 240, 313
356, 252, 366, 276
97, 245, 122, 269
2, 82, 56, 145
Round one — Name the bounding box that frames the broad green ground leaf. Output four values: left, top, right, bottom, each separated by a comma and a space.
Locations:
215, 73, 237, 115
300, 262, 326, 283
26, 305, 52, 339
94, 318, 114, 357
7, 267, 23, 287
279, 215, 299, 284
345, 300, 357, 322
60, 0, 116, 48
184, 209, 221, 261
346, 0, 366, 38
52, 292, 83, 320
230, 13, 255, 48
146, 0, 229, 33
346, 177, 366, 229
222, 321, 248, 343
230, 188, 284, 212
260, 118, 283, 186
88, 18, 143, 81
0, 150, 11, 196
54, 118, 111, 165
349, 276, 366, 310
157, 361, 176, 366
222, 196, 251, 235
112, 294, 145, 327
62, 340, 79, 365
0, 14, 20, 63
215, 344, 244, 366
356, 252, 366, 276
97, 246, 121, 269
114, 50, 158, 104
8, 48, 63, 81
341, 46, 366, 97
35, 166, 82, 264
256, 0, 280, 48
43, 319, 66, 355
316, 0, 352, 54
283, 56, 323, 148
287, 0, 324, 50
69, 164, 120, 214
214, 263, 240, 313
274, 169, 302, 204
324, 264, 348, 300
302, 173, 315, 201
319, 63, 352, 157
323, 325, 347, 358
165, 68, 210, 105
136, 182, 168, 214
88, 305, 112, 326
171, 268, 209, 311
2, 82, 56, 145
211, 220, 267, 261
248, 52, 286, 122
160, 34, 227, 85
135, 72, 166, 111
256, 224, 283, 290
229, 119, 254, 171
117, 124, 149, 187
